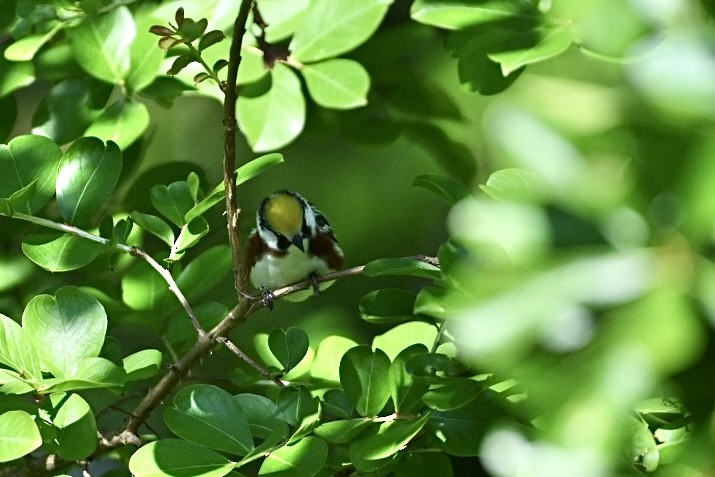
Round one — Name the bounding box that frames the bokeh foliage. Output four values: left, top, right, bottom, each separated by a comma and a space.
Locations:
1, 0, 715, 476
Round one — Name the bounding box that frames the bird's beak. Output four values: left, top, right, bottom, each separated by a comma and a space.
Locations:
291, 234, 305, 252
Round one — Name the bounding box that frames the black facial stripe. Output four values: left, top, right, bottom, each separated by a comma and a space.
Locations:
276, 234, 291, 251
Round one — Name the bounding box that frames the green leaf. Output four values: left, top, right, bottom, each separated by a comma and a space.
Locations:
310, 335, 358, 383
199, 30, 225, 51
321, 389, 354, 418
68, 6, 135, 82
0, 410, 41, 463
168, 53, 197, 76
268, 328, 310, 372
350, 413, 430, 467
422, 378, 484, 411
22, 287, 107, 379
258, 437, 328, 477
151, 181, 195, 227
488, 25, 572, 75
426, 390, 506, 456
389, 344, 430, 414
479, 168, 547, 202
396, 452, 453, 477
173, 217, 209, 255
410, 0, 537, 29
129, 439, 234, 477
360, 289, 417, 324
363, 257, 441, 280
165, 384, 254, 455
130, 211, 175, 247
127, 14, 166, 92
22, 233, 104, 272
302, 59, 370, 109
340, 346, 392, 417
276, 386, 317, 427
123, 349, 163, 381
4, 23, 64, 61
7, 180, 37, 213
41, 357, 126, 392
53, 393, 97, 460
291, 0, 393, 62
56, 137, 122, 226
139, 76, 195, 108
237, 46, 268, 85
175, 245, 232, 301
413, 173, 469, 205
178, 17, 208, 42
237, 152, 286, 185
32, 78, 110, 145
259, 0, 311, 42
121, 261, 170, 311
0, 314, 41, 380
0, 135, 62, 214
234, 393, 289, 440
314, 419, 371, 444
84, 99, 150, 149
0, 52, 34, 98
239, 64, 305, 152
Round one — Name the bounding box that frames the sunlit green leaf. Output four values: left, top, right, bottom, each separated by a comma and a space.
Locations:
22, 233, 105, 272
165, 384, 254, 455
238, 63, 305, 152
489, 25, 573, 75
122, 349, 163, 381
410, 0, 537, 29
0, 135, 62, 214
84, 99, 150, 149
291, 0, 393, 62
0, 313, 41, 380
68, 6, 135, 82
53, 393, 97, 460
0, 410, 41, 463
302, 59, 370, 109
23, 287, 107, 379
129, 439, 233, 477
130, 211, 175, 247
340, 346, 391, 417
258, 436, 328, 477
56, 137, 122, 226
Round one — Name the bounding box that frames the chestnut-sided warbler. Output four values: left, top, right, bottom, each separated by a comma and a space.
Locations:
246, 190, 344, 301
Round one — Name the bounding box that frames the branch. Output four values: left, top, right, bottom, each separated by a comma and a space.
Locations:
222, 0, 254, 298
1, 211, 204, 336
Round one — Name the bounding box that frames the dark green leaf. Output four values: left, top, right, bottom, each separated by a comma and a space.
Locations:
402, 120, 477, 182
22, 233, 104, 272
130, 211, 174, 247
178, 17, 208, 42
128, 439, 233, 477
389, 344, 430, 414
426, 389, 507, 456
258, 437, 328, 477
139, 76, 195, 108
313, 419, 372, 444
7, 179, 37, 212
268, 328, 310, 372
363, 257, 441, 280
234, 393, 289, 440
194, 72, 211, 84
22, 287, 107, 379
360, 289, 417, 324
199, 30, 225, 51
213, 59, 228, 73
413, 174, 469, 205
322, 389, 354, 418
396, 451, 453, 477
0, 135, 62, 214
422, 378, 484, 411
350, 413, 430, 468
67, 6, 134, 82
0, 410, 41, 463
57, 137, 122, 226
276, 386, 317, 426
168, 53, 198, 76
164, 384, 254, 455
340, 346, 391, 417
53, 393, 97, 460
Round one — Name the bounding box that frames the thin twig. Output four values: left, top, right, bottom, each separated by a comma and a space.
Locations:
1, 211, 204, 336
217, 336, 286, 387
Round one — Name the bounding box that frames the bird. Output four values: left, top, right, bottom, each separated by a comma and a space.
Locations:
245, 190, 344, 303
